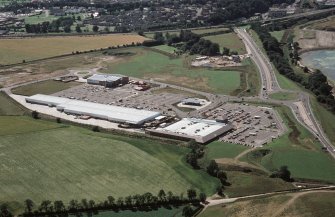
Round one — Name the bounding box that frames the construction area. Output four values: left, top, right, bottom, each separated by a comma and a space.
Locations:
191, 55, 249, 68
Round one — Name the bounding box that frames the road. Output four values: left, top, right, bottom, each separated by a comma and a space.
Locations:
235, 28, 280, 99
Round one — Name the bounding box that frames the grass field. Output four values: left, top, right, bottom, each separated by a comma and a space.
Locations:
0, 92, 26, 115
24, 13, 58, 25
270, 30, 285, 42
102, 48, 242, 95
203, 32, 247, 54
152, 45, 177, 54
224, 171, 294, 197
269, 92, 298, 101
241, 105, 335, 183
11, 80, 81, 96
73, 207, 184, 217
199, 191, 335, 217
0, 116, 219, 213
0, 34, 146, 65
202, 141, 248, 162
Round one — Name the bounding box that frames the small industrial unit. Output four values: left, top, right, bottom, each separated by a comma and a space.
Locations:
147, 118, 233, 143
87, 74, 129, 88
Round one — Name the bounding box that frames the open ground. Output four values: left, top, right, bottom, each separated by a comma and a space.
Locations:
0, 34, 146, 65
199, 191, 335, 217
101, 47, 247, 95
203, 32, 247, 54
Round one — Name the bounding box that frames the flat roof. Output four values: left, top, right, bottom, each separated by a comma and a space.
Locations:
26, 94, 160, 125
149, 118, 232, 143
87, 74, 122, 82
164, 118, 227, 137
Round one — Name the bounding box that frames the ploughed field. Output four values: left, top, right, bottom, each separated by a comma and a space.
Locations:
0, 34, 146, 65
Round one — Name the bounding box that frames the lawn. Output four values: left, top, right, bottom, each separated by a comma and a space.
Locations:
24, 13, 58, 25
11, 80, 81, 96
203, 32, 247, 54
270, 30, 285, 42
0, 117, 219, 213
102, 48, 241, 95
0, 92, 26, 115
0, 34, 146, 65
269, 92, 298, 101
202, 141, 248, 162
241, 105, 335, 183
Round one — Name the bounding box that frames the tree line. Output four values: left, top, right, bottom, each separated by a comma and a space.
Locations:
0, 189, 207, 217
25, 16, 74, 33
145, 30, 230, 56
251, 23, 335, 112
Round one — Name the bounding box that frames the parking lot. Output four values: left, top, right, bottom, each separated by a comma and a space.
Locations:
53, 83, 194, 117
203, 103, 286, 147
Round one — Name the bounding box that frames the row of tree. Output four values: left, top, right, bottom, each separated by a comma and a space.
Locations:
150, 30, 221, 56
25, 16, 74, 33
252, 24, 335, 112
19, 189, 205, 217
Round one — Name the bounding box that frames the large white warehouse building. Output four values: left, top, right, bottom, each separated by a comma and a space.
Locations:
26, 94, 160, 125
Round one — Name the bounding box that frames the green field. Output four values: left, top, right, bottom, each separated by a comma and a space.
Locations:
102, 48, 242, 95
0, 92, 26, 115
24, 13, 58, 25
0, 116, 219, 213
202, 141, 248, 162
203, 32, 247, 54
270, 30, 285, 42
0, 34, 146, 65
269, 92, 298, 101
11, 80, 81, 96
152, 45, 177, 54
241, 105, 335, 183
73, 207, 184, 217
199, 192, 335, 217
311, 97, 335, 146
224, 171, 294, 197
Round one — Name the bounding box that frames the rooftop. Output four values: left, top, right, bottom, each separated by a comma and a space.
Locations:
164, 118, 228, 137
87, 74, 123, 82
26, 94, 160, 125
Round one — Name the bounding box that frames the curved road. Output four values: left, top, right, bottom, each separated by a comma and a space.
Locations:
236, 28, 335, 158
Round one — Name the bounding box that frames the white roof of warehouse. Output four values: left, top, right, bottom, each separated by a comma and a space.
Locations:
26, 94, 160, 125
87, 74, 121, 82
163, 118, 228, 137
